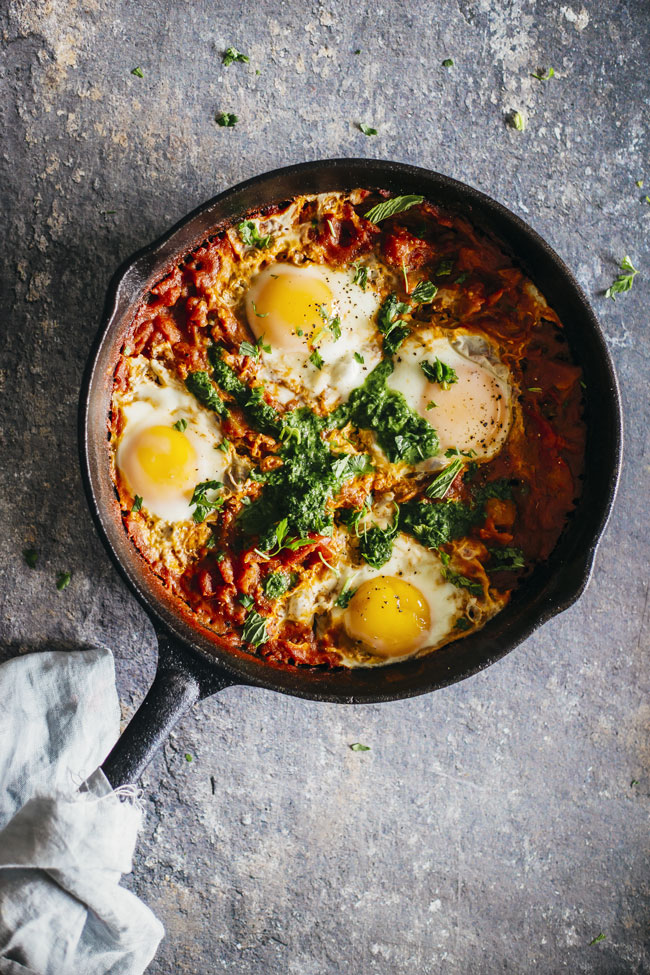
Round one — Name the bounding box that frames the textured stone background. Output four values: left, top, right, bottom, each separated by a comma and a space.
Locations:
1, 0, 649, 971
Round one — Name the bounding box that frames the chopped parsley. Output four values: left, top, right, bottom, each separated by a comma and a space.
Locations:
336, 359, 439, 464
173, 418, 188, 432
208, 346, 280, 436
318, 304, 341, 340
359, 510, 399, 569
264, 517, 313, 557
216, 438, 230, 453
223, 47, 249, 66
442, 58, 454, 67
240, 335, 271, 359
349, 743, 370, 751
352, 263, 368, 289
377, 293, 411, 354
411, 280, 439, 303
185, 752, 193, 762
241, 609, 268, 647
488, 547, 525, 571
23, 548, 38, 568
530, 67, 555, 81
364, 194, 424, 224
309, 349, 325, 370
354, 351, 365, 364
263, 571, 298, 600
238, 593, 254, 609
421, 358, 459, 389
605, 255, 638, 299
131, 495, 143, 513
426, 459, 464, 499
190, 480, 224, 524
336, 581, 357, 608
56, 570, 72, 591
238, 220, 272, 249
400, 499, 481, 550
215, 112, 238, 127
442, 566, 483, 596
185, 371, 229, 418
131, 67, 144, 78
359, 123, 378, 136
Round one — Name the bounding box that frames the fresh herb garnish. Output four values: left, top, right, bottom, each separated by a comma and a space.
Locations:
421, 358, 459, 389
426, 459, 464, 499
264, 517, 313, 557
349, 742, 371, 751
223, 47, 249, 66
359, 510, 400, 569
208, 346, 280, 436
445, 447, 476, 458
364, 194, 425, 224
442, 58, 454, 67
400, 499, 480, 550
318, 304, 341, 340
190, 480, 224, 524
359, 123, 378, 136
454, 272, 469, 284
238, 593, 254, 609
377, 293, 411, 354
454, 617, 471, 630
240, 335, 271, 359
238, 220, 272, 249
411, 280, 439, 303
436, 259, 453, 276
309, 349, 324, 370
262, 571, 298, 600
589, 934, 606, 946
216, 438, 230, 453
527, 387, 542, 393
56, 570, 72, 591
336, 359, 439, 464
23, 548, 38, 568
216, 112, 238, 127
442, 566, 483, 596
509, 110, 526, 131
185, 371, 229, 417
352, 263, 368, 290
131, 67, 144, 78
488, 546, 525, 571
336, 581, 357, 608
251, 300, 269, 318
605, 255, 638, 299
173, 418, 188, 432
426, 401, 437, 410
354, 351, 365, 364
131, 495, 143, 513
530, 67, 555, 81
241, 609, 268, 647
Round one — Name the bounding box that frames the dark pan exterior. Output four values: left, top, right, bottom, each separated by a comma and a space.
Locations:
79, 159, 621, 783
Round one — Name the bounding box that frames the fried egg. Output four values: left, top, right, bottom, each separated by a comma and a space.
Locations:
328, 534, 475, 666
388, 331, 513, 465
245, 262, 383, 405
114, 361, 229, 522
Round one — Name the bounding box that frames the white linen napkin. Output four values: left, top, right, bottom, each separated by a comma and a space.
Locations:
0, 648, 164, 975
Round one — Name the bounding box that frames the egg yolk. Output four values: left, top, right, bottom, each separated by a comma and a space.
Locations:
344, 576, 431, 657
248, 271, 334, 349
119, 424, 198, 499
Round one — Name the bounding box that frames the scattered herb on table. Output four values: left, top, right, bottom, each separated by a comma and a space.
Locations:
185, 752, 193, 762
589, 933, 606, 946
23, 548, 38, 568
530, 67, 555, 81
131, 67, 144, 78
216, 112, 238, 127
442, 58, 454, 67
349, 743, 370, 751
56, 571, 72, 591
605, 255, 638, 299
509, 111, 526, 131
223, 47, 249, 66
359, 123, 378, 136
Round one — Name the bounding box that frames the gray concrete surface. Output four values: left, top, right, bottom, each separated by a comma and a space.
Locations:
1, 0, 649, 971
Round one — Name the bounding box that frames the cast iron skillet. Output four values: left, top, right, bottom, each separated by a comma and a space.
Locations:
79, 158, 622, 789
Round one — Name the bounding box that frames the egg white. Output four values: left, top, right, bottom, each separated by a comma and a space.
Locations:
245, 262, 383, 407
114, 360, 229, 522
388, 330, 513, 468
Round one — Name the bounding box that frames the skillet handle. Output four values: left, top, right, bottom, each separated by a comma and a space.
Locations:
101, 632, 236, 788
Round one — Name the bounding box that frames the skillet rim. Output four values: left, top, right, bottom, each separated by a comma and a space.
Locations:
79, 157, 623, 704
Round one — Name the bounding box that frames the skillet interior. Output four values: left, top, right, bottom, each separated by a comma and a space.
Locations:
80, 158, 622, 705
